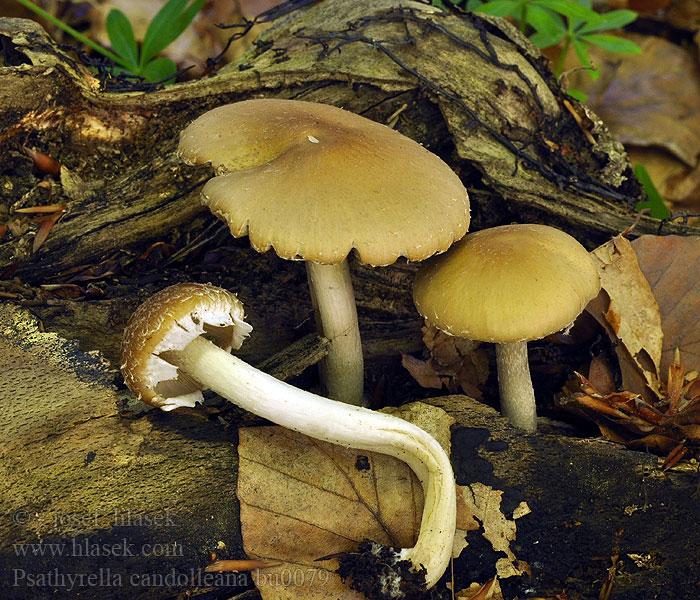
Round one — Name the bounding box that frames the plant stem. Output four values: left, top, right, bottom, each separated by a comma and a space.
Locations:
555, 37, 572, 77
14, 0, 129, 69
519, 0, 528, 34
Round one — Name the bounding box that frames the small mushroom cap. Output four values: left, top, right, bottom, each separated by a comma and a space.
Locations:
413, 224, 601, 343
120, 283, 252, 410
178, 99, 469, 266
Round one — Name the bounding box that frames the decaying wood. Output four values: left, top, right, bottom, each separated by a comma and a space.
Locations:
256, 333, 330, 381
432, 396, 700, 600
2, 304, 698, 600
2, 0, 698, 286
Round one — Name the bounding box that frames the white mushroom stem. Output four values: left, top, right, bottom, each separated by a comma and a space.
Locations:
496, 342, 537, 432
306, 260, 365, 406
167, 334, 456, 588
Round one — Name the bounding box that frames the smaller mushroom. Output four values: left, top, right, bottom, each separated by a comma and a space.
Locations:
413, 224, 601, 432
121, 282, 456, 594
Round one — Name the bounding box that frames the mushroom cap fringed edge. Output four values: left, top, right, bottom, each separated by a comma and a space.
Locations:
177, 98, 470, 266
120, 282, 252, 410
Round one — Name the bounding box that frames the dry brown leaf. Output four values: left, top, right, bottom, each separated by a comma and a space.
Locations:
32, 210, 64, 253
559, 361, 700, 463
626, 147, 699, 214
453, 482, 481, 559
404, 324, 489, 398
587, 354, 616, 396
456, 578, 504, 599
570, 35, 700, 168
237, 401, 530, 598
237, 402, 451, 599
631, 235, 700, 374
457, 483, 531, 580
401, 353, 443, 389
590, 235, 663, 399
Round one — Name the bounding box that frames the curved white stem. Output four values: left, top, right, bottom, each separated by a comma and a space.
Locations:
306, 260, 365, 406
170, 335, 456, 588
496, 341, 537, 432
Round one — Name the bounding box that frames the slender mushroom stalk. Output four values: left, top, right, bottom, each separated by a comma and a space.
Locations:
495, 342, 537, 432
121, 283, 456, 593
177, 98, 470, 406
306, 261, 364, 406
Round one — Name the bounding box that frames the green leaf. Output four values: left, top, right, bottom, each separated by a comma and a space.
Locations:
14, 0, 127, 69
476, 0, 519, 18
571, 37, 600, 79
466, 0, 485, 9
572, 37, 591, 67
106, 9, 139, 71
527, 5, 566, 47
534, 0, 601, 23
581, 33, 642, 54
140, 0, 205, 68
530, 29, 566, 48
579, 9, 637, 33
634, 163, 671, 220
140, 57, 178, 83
567, 88, 588, 102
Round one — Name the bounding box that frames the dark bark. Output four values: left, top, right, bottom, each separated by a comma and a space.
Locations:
2, 0, 698, 285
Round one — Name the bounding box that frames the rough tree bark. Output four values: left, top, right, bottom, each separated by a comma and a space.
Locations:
2, 1, 699, 599
2, 0, 698, 283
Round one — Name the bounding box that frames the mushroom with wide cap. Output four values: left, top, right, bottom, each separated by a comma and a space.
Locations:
121, 282, 457, 594
413, 224, 601, 432
178, 98, 470, 406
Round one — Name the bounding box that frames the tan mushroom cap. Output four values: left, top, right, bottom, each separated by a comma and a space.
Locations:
120, 282, 252, 410
413, 224, 601, 343
178, 99, 469, 266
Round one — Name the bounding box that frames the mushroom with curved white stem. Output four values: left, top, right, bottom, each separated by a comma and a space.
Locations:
177, 98, 470, 406
120, 282, 457, 594
413, 224, 601, 432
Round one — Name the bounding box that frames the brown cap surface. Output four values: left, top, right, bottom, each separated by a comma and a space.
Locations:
178, 99, 469, 266
413, 224, 601, 343
121, 283, 252, 410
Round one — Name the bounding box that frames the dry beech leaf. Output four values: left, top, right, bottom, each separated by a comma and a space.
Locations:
401, 353, 443, 389
570, 34, 700, 167
626, 147, 699, 215
453, 481, 481, 559
587, 354, 616, 396
589, 235, 663, 399
457, 483, 531, 580
631, 235, 700, 373
560, 360, 700, 464
404, 324, 489, 398
456, 578, 504, 599
237, 402, 452, 600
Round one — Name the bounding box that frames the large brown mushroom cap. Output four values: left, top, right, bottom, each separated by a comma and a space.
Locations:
178, 99, 469, 266
120, 283, 252, 410
413, 224, 601, 343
